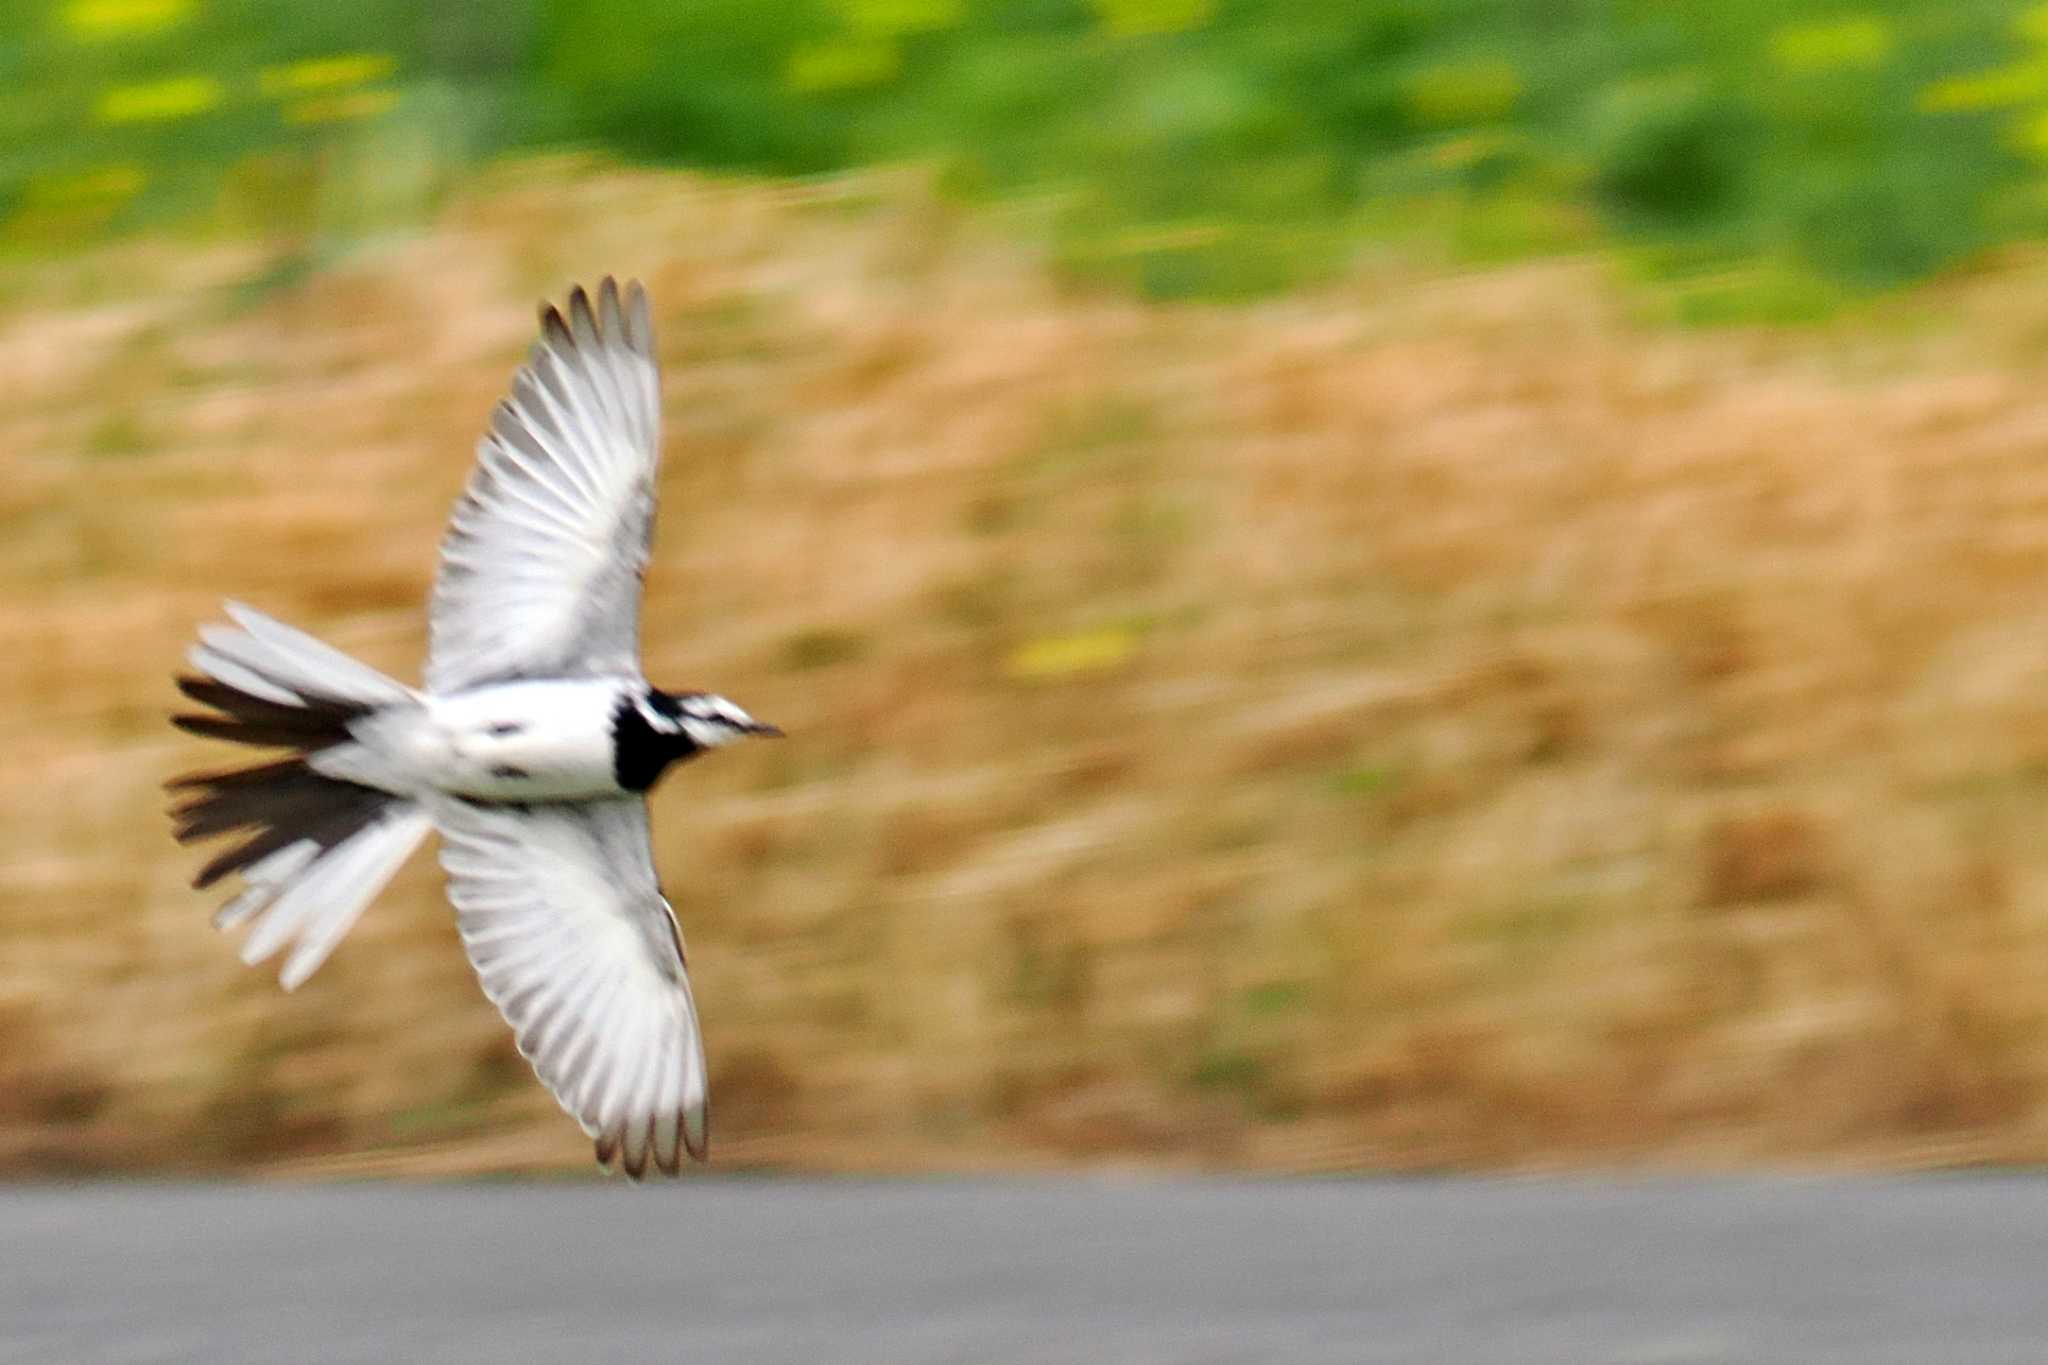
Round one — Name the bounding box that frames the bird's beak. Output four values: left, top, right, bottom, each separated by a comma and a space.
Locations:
748, 720, 785, 738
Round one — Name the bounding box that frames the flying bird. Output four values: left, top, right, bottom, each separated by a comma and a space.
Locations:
166, 279, 779, 1178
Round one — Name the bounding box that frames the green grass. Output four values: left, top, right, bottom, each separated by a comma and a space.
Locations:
9, 0, 2048, 312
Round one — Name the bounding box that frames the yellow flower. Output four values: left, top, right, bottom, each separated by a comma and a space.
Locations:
785, 39, 899, 93
1007, 625, 1138, 681
1094, 0, 1215, 39
63, 0, 191, 40
97, 76, 222, 124
2009, 107, 2048, 160
283, 89, 400, 125
1403, 59, 1523, 127
1770, 18, 1893, 72
841, 0, 964, 35
1919, 58, 2048, 113
23, 164, 146, 207
260, 54, 397, 98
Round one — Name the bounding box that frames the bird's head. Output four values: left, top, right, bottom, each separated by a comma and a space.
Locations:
614, 686, 781, 792
640, 688, 783, 750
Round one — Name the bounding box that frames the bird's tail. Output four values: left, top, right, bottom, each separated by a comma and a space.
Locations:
167, 602, 431, 991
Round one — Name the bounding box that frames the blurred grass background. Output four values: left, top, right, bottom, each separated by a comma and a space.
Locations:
18, 0, 2048, 310
14, 1, 2048, 1175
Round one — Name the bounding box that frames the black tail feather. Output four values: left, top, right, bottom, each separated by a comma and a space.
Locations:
168, 676, 389, 891
169, 758, 362, 839
171, 674, 367, 754
170, 759, 389, 890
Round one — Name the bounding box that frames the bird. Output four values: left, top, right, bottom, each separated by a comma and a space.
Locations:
165, 278, 780, 1179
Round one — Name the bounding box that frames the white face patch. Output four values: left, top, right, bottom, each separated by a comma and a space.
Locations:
635, 695, 683, 736
679, 693, 757, 749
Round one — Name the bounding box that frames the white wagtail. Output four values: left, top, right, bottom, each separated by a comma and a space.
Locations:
167, 279, 779, 1178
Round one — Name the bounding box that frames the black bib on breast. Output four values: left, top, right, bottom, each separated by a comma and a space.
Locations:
611, 693, 702, 792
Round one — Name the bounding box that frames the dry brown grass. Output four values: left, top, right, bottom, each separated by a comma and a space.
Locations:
10, 158, 2048, 1175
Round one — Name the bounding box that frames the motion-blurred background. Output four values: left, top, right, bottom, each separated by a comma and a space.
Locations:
9, 0, 2048, 1177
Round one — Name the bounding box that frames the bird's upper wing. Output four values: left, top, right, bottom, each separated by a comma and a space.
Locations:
426, 278, 662, 694
431, 794, 708, 1176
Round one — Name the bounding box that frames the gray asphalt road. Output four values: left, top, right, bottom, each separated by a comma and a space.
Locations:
5, 1177, 2044, 1363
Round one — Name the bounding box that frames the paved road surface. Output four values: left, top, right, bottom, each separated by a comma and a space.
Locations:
5, 1177, 2044, 1363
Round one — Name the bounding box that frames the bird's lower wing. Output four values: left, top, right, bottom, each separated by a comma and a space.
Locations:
430, 794, 707, 1176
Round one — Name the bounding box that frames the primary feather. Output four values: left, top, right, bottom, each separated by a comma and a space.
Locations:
427, 278, 662, 693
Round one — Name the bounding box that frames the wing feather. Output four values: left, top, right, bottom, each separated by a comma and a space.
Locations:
426, 278, 662, 692
431, 796, 708, 1175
